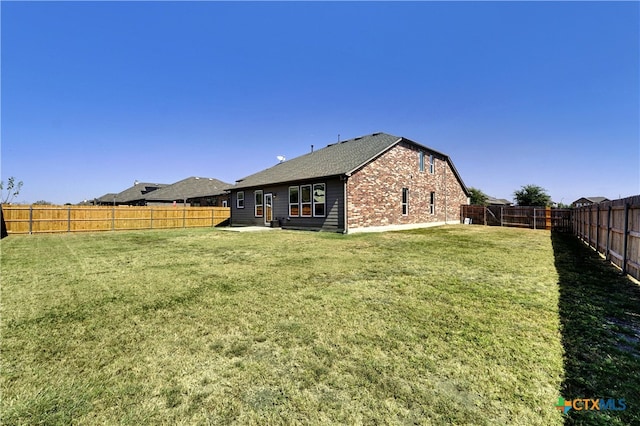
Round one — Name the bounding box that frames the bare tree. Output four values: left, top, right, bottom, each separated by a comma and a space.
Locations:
1, 177, 24, 204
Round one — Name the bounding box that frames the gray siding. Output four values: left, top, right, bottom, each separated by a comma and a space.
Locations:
230, 189, 261, 226
230, 177, 345, 232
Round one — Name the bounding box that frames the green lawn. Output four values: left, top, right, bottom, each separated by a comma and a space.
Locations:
0, 225, 634, 424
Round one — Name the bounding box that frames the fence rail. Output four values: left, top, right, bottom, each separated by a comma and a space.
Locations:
1, 205, 231, 234
571, 195, 640, 281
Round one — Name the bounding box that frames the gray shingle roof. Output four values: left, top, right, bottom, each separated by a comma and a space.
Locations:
232, 132, 468, 195
572, 196, 610, 205
583, 196, 609, 203
95, 193, 118, 203
144, 176, 231, 201
115, 182, 168, 203
233, 132, 402, 189
487, 196, 512, 205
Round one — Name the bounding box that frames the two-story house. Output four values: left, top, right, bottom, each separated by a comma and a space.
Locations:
228, 132, 469, 233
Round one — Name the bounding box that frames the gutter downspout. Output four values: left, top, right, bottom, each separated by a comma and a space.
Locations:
343, 174, 350, 234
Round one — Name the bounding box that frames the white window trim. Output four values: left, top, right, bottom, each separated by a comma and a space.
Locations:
254, 190, 263, 217
300, 184, 312, 217
312, 183, 326, 217
429, 154, 435, 174
289, 186, 299, 217
236, 191, 244, 209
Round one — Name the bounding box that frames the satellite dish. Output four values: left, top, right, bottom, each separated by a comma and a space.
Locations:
277, 155, 286, 163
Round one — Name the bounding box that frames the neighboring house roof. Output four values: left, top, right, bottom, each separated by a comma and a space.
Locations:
95, 193, 118, 203
144, 176, 231, 202
574, 196, 609, 204
232, 132, 469, 194
486, 196, 512, 205
115, 182, 168, 203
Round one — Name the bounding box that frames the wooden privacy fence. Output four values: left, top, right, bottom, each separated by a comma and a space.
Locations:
572, 195, 640, 281
460, 196, 640, 280
460, 205, 572, 231
1, 205, 231, 234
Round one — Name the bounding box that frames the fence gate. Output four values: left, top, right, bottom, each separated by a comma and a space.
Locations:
486, 206, 502, 226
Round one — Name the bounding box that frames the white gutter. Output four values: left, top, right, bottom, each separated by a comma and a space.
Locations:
343, 175, 349, 234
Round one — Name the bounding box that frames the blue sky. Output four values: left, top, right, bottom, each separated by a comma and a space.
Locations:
2, 1, 638, 205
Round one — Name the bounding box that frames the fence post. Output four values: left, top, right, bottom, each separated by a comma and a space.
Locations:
68, 206, 71, 233
576, 207, 582, 238
605, 205, 612, 260
545, 206, 551, 230
183, 207, 186, 228
29, 205, 33, 234
588, 205, 592, 248
150, 208, 153, 229
533, 209, 536, 230
587, 206, 591, 246
500, 207, 503, 226
578, 208, 582, 238
112, 206, 115, 231
483, 207, 487, 226
579, 208, 584, 240
571, 208, 574, 234
622, 202, 629, 275
595, 204, 600, 252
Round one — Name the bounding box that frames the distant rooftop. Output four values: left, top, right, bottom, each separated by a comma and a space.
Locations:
144, 176, 230, 201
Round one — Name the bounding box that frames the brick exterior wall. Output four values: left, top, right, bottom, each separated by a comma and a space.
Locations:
346, 141, 468, 230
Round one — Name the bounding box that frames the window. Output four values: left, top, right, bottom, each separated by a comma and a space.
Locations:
289, 186, 299, 216
419, 151, 425, 172
236, 191, 244, 208
430, 192, 435, 214
254, 190, 263, 217
313, 183, 325, 217
429, 154, 435, 174
402, 188, 409, 215
301, 185, 312, 216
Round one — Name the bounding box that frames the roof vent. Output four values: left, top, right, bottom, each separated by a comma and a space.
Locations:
195, 177, 200, 180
